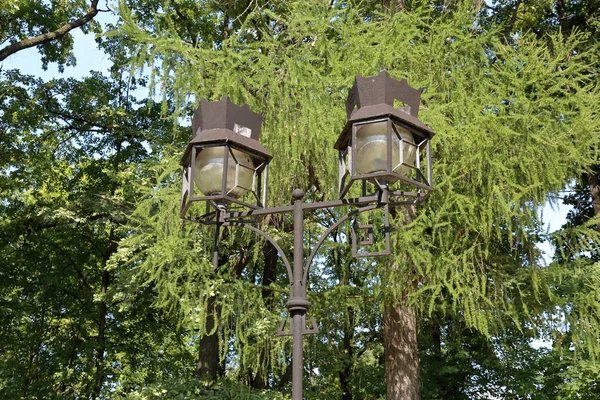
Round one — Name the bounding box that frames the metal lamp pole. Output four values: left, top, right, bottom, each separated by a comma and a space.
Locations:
180, 72, 435, 400
290, 188, 306, 400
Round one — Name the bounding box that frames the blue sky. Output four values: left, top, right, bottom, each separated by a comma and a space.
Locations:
539, 200, 571, 263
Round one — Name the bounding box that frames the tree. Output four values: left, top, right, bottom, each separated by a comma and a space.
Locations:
113, 0, 600, 398
0, 69, 192, 398
0, 0, 108, 68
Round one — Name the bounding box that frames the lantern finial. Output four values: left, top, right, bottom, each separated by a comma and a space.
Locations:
345, 71, 421, 119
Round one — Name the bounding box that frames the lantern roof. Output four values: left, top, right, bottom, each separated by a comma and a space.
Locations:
182, 97, 272, 165
334, 71, 434, 150
192, 97, 262, 139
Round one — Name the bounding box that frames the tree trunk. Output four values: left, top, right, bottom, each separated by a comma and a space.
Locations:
94, 269, 109, 397
196, 296, 220, 380
22, 345, 40, 397
587, 168, 600, 231
384, 206, 420, 399
431, 320, 442, 390
196, 239, 230, 380
23, 313, 44, 397
339, 306, 355, 400
94, 139, 121, 397
94, 224, 115, 398
503, 0, 522, 43
556, 0, 571, 36
221, 5, 230, 41
251, 242, 278, 389
384, 304, 420, 400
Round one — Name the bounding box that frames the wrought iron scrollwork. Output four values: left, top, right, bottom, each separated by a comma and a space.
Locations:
187, 188, 394, 342
277, 315, 319, 337
351, 203, 391, 257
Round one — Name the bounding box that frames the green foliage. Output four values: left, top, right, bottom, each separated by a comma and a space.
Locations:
4, 0, 600, 398
121, 378, 290, 399
0, 69, 193, 398
482, 0, 600, 44
117, 0, 600, 343
0, 0, 102, 69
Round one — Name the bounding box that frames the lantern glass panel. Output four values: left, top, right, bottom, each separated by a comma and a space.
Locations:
355, 121, 399, 175
392, 123, 417, 177
419, 140, 431, 185
194, 146, 254, 198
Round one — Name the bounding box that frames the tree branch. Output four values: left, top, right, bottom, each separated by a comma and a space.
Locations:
94, 194, 131, 211
556, 0, 571, 36
45, 242, 93, 292
503, 0, 522, 43
0, 0, 100, 61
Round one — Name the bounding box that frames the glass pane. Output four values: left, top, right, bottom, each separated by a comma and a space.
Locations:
194, 146, 254, 198
355, 121, 398, 175
392, 124, 417, 177
227, 149, 254, 196
402, 142, 417, 168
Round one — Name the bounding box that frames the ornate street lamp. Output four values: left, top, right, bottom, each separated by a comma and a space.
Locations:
336, 70, 434, 203
180, 72, 434, 400
180, 96, 271, 217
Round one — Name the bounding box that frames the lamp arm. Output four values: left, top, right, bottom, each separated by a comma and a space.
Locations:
221, 221, 294, 286
217, 193, 385, 221
302, 202, 386, 285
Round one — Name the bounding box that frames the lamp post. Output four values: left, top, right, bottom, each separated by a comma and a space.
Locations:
180, 71, 434, 400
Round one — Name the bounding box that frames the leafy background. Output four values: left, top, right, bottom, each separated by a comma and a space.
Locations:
1, 0, 600, 399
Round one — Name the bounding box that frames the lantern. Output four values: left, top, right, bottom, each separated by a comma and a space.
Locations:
335, 71, 434, 203
180, 97, 271, 217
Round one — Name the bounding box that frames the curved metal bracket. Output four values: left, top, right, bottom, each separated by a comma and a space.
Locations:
302, 202, 387, 285
184, 190, 391, 289
221, 221, 294, 286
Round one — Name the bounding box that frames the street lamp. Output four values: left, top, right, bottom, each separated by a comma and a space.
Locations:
336, 71, 434, 201
180, 71, 434, 400
180, 97, 271, 215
